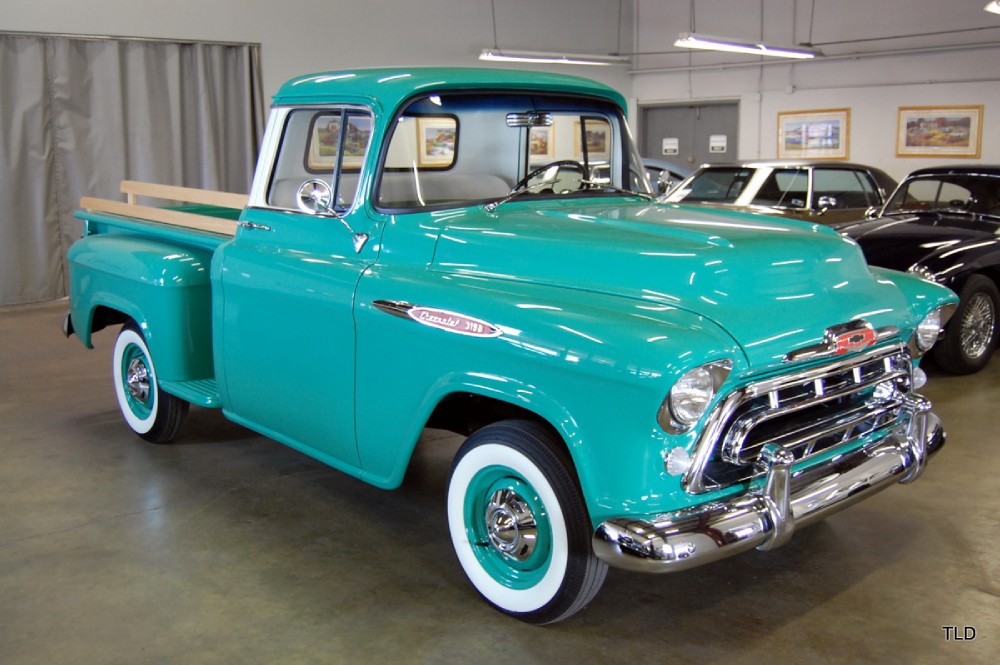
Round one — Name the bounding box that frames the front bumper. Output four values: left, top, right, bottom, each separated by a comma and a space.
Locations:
593, 393, 943, 573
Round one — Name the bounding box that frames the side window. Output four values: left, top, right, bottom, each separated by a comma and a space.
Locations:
936, 181, 975, 209
267, 107, 374, 211
753, 169, 807, 207
887, 180, 937, 213
812, 169, 877, 209
887, 179, 973, 212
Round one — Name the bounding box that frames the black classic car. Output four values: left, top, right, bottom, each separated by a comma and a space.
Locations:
836, 165, 1000, 374
663, 161, 897, 224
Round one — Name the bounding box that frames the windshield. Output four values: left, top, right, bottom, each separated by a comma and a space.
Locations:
376, 92, 650, 211
665, 167, 753, 203
883, 175, 1000, 217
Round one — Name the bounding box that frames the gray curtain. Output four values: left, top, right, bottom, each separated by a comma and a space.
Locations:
0, 34, 265, 306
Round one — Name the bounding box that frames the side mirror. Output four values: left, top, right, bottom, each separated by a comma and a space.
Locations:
294, 179, 369, 253
296, 179, 334, 215
658, 176, 677, 195
816, 195, 838, 213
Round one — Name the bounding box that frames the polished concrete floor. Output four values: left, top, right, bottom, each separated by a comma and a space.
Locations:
2, 300, 998, 664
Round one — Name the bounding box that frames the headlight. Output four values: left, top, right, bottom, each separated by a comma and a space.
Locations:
670, 367, 715, 425
659, 360, 732, 433
914, 309, 943, 353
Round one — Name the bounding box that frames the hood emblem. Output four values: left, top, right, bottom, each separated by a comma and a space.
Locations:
784, 319, 895, 363
834, 327, 878, 355
373, 300, 502, 338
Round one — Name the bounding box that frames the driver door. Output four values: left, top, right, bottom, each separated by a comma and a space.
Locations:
217, 106, 377, 471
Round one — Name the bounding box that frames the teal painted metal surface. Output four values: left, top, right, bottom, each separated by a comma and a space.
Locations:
67, 233, 218, 384
273, 67, 626, 112
66, 67, 959, 533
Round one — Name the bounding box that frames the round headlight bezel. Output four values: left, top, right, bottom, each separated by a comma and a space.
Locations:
659, 360, 733, 434
669, 367, 715, 426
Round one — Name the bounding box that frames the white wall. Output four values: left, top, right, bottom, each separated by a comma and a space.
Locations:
631, 0, 1000, 181
3, 0, 998, 182
0, 0, 633, 102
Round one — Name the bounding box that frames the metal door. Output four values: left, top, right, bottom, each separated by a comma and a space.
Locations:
640, 103, 739, 169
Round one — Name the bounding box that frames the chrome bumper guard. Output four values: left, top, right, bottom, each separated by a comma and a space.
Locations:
593, 394, 944, 573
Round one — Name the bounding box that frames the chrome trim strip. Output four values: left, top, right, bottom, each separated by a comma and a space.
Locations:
372, 300, 414, 319
593, 400, 944, 573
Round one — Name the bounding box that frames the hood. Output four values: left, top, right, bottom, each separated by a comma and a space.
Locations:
431, 200, 921, 371
837, 212, 1000, 273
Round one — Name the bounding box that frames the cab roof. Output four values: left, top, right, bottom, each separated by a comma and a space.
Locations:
273, 67, 626, 112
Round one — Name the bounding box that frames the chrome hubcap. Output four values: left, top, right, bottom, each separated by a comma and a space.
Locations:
485, 489, 538, 561
126, 357, 151, 402
960, 293, 996, 359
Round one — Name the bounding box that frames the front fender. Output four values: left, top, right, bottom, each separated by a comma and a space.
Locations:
353, 270, 744, 523
913, 238, 1000, 291
67, 234, 216, 382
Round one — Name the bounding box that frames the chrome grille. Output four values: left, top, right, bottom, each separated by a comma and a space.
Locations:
685, 344, 913, 493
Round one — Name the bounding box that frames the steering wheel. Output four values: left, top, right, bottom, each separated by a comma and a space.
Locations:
511, 159, 587, 193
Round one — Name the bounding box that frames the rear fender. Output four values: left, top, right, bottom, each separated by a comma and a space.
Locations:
66, 234, 216, 382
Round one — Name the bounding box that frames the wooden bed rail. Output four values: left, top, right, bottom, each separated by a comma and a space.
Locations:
120, 180, 249, 209
79, 181, 248, 236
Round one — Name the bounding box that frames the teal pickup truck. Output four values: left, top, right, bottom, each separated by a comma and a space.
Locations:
65, 67, 957, 624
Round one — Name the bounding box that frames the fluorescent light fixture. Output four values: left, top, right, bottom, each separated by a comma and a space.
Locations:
674, 32, 820, 59
986, 1, 1000, 13
479, 48, 629, 66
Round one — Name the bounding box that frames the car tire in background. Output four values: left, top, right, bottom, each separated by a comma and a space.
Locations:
933, 274, 999, 374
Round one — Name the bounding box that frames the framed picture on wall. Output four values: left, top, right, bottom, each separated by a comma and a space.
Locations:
574, 119, 611, 160
529, 126, 554, 159
777, 108, 850, 160
896, 105, 983, 158
417, 117, 458, 167
307, 114, 372, 171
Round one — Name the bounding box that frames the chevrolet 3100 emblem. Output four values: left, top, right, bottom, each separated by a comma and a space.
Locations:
373, 300, 502, 338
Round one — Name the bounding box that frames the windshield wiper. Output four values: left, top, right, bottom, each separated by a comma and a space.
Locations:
580, 180, 655, 201
484, 179, 653, 213
483, 178, 561, 212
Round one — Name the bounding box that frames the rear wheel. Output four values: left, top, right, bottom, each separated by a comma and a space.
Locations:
447, 420, 607, 624
933, 275, 998, 374
112, 321, 188, 442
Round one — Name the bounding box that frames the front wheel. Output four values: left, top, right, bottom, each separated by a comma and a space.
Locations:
112, 321, 188, 442
933, 275, 998, 374
447, 420, 607, 624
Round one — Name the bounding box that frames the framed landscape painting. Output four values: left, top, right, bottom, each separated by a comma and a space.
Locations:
896, 105, 983, 158
417, 117, 458, 167
777, 108, 850, 160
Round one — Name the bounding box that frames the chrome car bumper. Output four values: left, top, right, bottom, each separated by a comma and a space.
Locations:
593, 393, 944, 573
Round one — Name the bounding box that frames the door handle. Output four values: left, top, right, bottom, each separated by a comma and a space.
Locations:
237, 221, 272, 232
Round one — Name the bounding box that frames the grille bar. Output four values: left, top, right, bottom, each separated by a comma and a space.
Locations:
733, 399, 902, 464
683, 344, 913, 494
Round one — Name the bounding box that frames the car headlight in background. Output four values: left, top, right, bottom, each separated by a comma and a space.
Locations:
658, 360, 732, 434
